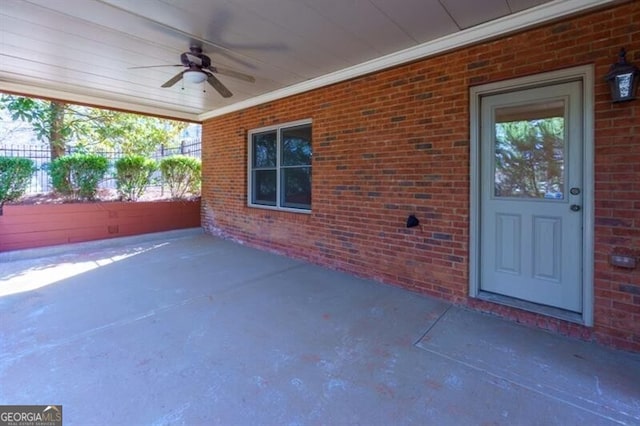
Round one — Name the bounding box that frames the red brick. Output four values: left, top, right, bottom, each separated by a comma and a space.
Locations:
202, 2, 640, 352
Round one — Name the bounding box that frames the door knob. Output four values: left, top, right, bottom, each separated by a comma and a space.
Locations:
570, 204, 581, 212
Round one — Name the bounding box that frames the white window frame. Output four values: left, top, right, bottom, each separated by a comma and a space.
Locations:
247, 119, 312, 213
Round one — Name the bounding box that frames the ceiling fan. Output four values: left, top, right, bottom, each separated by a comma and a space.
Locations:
130, 45, 255, 98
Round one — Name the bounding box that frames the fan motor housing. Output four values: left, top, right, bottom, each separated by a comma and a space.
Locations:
181, 51, 211, 68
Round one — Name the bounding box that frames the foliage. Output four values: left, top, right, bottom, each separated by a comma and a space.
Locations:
1, 96, 65, 142
0, 107, 35, 144
0, 94, 189, 158
51, 153, 109, 200
0, 97, 69, 159
76, 109, 187, 155
159, 156, 201, 199
0, 157, 34, 214
115, 155, 157, 201
494, 118, 564, 198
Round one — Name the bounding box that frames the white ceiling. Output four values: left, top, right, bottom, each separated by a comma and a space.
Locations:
0, 0, 616, 121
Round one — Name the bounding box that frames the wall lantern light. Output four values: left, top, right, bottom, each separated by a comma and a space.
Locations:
605, 48, 639, 103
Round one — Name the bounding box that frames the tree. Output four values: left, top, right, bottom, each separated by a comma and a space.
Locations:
0, 108, 34, 145
494, 118, 564, 198
0, 94, 188, 159
75, 109, 186, 155
0, 96, 71, 159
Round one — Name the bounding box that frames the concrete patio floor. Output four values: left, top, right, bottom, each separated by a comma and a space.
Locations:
0, 229, 639, 425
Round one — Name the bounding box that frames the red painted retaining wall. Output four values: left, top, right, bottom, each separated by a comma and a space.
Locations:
0, 200, 201, 252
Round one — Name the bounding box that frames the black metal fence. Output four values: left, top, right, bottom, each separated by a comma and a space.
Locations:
0, 139, 201, 194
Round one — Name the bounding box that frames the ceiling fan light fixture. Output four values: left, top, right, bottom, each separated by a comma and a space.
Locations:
183, 70, 207, 84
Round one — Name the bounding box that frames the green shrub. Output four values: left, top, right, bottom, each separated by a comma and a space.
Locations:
0, 157, 35, 214
115, 155, 157, 201
159, 156, 201, 199
51, 153, 109, 200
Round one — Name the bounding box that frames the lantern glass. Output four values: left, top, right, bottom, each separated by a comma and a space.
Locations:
616, 73, 633, 99
605, 48, 639, 103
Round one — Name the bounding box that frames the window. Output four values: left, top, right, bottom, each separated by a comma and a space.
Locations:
248, 120, 312, 211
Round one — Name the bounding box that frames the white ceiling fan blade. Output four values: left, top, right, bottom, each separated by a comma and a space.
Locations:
208, 66, 255, 83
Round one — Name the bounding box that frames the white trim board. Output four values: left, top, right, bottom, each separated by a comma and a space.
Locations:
0, 81, 201, 122
199, 0, 615, 121
469, 65, 595, 326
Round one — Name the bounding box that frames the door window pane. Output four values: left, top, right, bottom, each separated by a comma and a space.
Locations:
494, 100, 566, 199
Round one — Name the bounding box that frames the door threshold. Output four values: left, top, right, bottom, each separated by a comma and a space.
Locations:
477, 291, 584, 325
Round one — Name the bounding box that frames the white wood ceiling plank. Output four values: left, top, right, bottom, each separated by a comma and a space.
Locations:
440, 0, 511, 29
0, 20, 267, 96
0, 26, 255, 109
297, 0, 417, 56
0, 70, 209, 119
0, 54, 212, 108
92, 0, 341, 80
369, 0, 460, 42
20, 0, 238, 69
23, 0, 182, 48
185, 0, 354, 76
98, 0, 274, 66
1, 2, 186, 66
0, 78, 204, 120
1, 2, 299, 90
0, 41, 185, 102
0, 19, 170, 76
202, 0, 615, 120
0, 0, 615, 119
224, 0, 378, 64
0, 18, 200, 99
507, 0, 552, 13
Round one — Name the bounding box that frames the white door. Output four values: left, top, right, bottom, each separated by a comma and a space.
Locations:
480, 81, 583, 312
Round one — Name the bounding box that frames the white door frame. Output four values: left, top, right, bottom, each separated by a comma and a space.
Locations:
469, 65, 595, 326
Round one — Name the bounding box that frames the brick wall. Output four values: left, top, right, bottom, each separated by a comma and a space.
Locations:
202, 2, 640, 352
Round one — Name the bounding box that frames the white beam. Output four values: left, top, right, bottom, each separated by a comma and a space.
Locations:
0, 81, 201, 122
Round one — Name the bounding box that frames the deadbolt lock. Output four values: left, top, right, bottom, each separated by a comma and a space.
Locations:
570, 187, 581, 195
